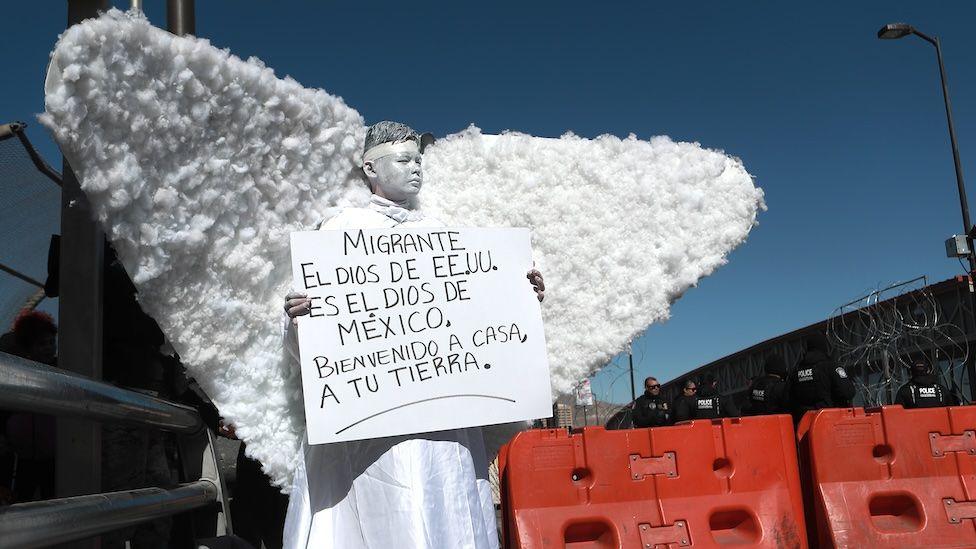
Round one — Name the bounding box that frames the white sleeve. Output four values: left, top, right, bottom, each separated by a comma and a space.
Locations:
282, 312, 301, 364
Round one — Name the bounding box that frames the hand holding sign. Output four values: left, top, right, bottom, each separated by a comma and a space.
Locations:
290, 227, 552, 444
284, 291, 311, 324
527, 269, 545, 302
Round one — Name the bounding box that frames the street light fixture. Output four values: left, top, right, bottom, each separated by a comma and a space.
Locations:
877, 23, 913, 40
878, 22, 976, 398
877, 22, 974, 272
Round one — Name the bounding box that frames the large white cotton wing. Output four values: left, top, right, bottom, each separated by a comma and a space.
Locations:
421, 128, 765, 395
41, 9, 367, 489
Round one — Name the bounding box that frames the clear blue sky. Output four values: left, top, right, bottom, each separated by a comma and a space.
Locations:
5, 1, 976, 403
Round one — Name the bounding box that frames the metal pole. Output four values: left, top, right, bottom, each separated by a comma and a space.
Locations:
57, 1, 109, 520
67, 0, 107, 24
0, 352, 203, 434
57, 163, 105, 500
8, 122, 63, 187
0, 262, 45, 288
901, 27, 976, 400
930, 34, 976, 400
0, 480, 218, 548
926, 31, 976, 399
167, 0, 196, 36
928, 36, 974, 268
629, 348, 637, 402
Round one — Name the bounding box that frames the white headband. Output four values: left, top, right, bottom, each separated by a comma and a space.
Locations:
362, 140, 420, 165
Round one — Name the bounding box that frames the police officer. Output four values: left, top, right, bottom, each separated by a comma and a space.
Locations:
632, 376, 671, 428
894, 356, 956, 409
745, 354, 790, 416
691, 374, 739, 419
789, 332, 855, 421
672, 379, 698, 422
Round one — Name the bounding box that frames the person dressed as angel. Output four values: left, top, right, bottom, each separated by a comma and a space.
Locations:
281, 121, 545, 548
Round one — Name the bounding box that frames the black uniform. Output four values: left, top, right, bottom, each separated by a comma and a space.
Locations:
894, 373, 954, 409
672, 394, 696, 422
746, 374, 790, 415
632, 393, 671, 428
745, 354, 790, 416
690, 385, 739, 420
790, 338, 855, 419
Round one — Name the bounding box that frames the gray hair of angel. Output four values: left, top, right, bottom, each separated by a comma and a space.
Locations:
363, 121, 420, 154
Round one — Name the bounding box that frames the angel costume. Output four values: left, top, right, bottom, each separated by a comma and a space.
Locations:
282, 195, 498, 549
41, 11, 764, 537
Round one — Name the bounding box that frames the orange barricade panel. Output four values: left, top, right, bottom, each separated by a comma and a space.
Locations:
802, 405, 976, 548
502, 416, 807, 548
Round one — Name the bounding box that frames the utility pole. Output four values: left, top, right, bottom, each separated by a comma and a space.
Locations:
629, 347, 637, 402
167, 0, 196, 35
879, 23, 976, 399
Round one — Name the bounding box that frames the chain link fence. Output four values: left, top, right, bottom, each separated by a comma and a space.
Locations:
0, 122, 61, 331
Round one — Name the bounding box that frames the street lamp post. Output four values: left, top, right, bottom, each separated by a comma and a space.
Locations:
878, 23, 976, 398
629, 346, 637, 402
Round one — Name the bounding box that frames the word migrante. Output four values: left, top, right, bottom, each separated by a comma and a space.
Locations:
343, 229, 466, 256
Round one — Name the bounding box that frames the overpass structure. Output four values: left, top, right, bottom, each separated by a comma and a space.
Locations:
660, 276, 976, 407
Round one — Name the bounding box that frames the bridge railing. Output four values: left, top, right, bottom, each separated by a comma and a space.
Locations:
0, 351, 232, 548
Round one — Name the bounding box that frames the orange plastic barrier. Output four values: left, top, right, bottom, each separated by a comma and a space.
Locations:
799, 405, 976, 548
500, 416, 807, 548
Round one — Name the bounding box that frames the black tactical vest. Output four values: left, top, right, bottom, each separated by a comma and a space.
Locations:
694, 395, 722, 419
907, 383, 947, 408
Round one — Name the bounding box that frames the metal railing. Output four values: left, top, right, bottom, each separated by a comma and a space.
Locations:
0, 351, 232, 548
0, 122, 63, 187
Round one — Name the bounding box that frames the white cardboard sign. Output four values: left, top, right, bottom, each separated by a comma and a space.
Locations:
290, 227, 553, 444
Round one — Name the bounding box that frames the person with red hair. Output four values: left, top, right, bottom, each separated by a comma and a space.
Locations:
6, 309, 58, 365
0, 309, 57, 503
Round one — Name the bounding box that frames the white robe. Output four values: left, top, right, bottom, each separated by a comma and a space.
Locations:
282, 197, 499, 549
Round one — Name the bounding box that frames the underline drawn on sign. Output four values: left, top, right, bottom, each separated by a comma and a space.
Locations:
335, 394, 517, 435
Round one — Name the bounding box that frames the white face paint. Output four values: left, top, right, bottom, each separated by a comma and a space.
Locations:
364, 141, 423, 204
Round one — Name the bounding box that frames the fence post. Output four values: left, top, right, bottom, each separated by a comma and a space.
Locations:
55, 0, 110, 534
